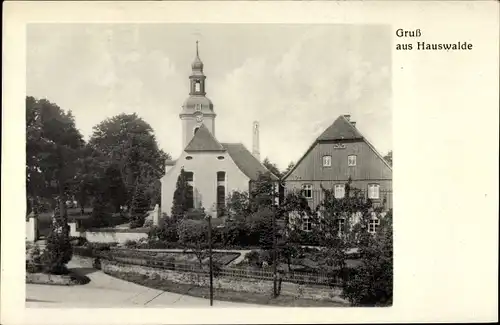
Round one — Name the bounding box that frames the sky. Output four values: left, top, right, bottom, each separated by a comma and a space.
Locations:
27, 23, 392, 170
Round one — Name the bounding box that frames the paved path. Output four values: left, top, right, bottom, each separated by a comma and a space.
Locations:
26, 260, 261, 308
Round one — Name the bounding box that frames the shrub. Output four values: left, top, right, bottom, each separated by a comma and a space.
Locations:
124, 240, 138, 248
69, 236, 88, 246
148, 214, 179, 242
245, 250, 261, 267
42, 207, 73, 274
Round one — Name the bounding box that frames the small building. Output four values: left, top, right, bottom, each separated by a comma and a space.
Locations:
160, 43, 278, 218
282, 114, 392, 219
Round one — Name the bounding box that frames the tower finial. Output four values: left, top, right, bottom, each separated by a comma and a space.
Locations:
196, 40, 199, 57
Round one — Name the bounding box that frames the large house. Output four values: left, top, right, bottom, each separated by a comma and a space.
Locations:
282, 114, 392, 229
160, 43, 278, 218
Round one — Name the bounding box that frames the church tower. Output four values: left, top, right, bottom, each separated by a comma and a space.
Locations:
180, 41, 216, 149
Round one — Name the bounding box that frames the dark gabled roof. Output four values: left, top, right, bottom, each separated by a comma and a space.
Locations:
317, 115, 363, 141
283, 115, 392, 180
221, 143, 279, 181
184, 124, 225, 152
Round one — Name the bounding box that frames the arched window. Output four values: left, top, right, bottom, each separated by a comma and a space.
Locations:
195, 81, 201, 92
194, 127, 200, 135
216, 172, 226, 217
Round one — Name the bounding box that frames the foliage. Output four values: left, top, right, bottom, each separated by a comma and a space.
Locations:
90, 195, 115, 228
42, 204, 73, 274
342, 210, 393, 306
88, 113, 169, 212
26, 96, 85, 217
171, 168, 192, 220
262, 157, 282, 178
283, 161, 295, 176
130, 183, 149, 228
177, 217, 209, 268
383, 150, 393, 167
249, 172, 278, 213
148, 213, 179, 242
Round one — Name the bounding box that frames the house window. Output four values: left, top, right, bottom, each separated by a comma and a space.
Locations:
348, 155, 357, 166
368, 218, 380, 234
337, 218, 346, 236
368, 184, 380, 199
301, 184, 313, 199
322, 155, 332, 167
302, 216, 312, 232
334, 184, 345, 199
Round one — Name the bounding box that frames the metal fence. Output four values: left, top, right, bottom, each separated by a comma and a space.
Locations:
83, 248, 340, 286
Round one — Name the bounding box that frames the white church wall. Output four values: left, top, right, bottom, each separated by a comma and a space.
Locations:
161, 150, 250, 217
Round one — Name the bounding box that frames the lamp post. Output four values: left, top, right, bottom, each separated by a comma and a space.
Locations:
207, 204, 215, 306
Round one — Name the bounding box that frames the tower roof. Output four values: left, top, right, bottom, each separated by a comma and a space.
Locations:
184, 124, 225, 152
191, 41, 204, 72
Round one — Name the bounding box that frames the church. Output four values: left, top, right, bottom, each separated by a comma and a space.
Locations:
160, 43, 278, 218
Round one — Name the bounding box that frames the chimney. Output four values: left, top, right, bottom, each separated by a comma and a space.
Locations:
343, 114, 351, 121
351, 121, 356, 127
252, 121, 261, 161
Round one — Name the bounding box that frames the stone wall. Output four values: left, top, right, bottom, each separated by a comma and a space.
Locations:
74, 255, 346, 303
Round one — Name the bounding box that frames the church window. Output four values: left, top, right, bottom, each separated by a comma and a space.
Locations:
216, 172, 226, 217
194, 127, 200, 134
195, 80, 201, 92
186, 156, 193, 160
217, 156, 225, 160
195, 104, 202, 111
185, 171, 194, 210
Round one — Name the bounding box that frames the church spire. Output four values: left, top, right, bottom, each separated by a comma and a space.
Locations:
191, 40, 204, 73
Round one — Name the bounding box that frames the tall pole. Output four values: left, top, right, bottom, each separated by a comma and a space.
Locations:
272, 205, 277, 298
208, 211, 214, 306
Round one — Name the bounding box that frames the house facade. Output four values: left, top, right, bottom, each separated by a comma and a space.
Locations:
160, 43, 277, 219
283, 114, 392, 230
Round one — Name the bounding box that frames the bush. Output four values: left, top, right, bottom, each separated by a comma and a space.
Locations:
148, 214, 179, 242
69, 236, 88, 246
124, 240, 138, 248
245, 250, 261, 267
42, 208, 73, 274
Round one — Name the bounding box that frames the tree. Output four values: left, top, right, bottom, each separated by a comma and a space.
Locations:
262, 157, 282, 178
177, 217, 209, 269
249, 172, 279, 213
383, 150, 392, 167
171, 168, 192, 220
284, 161, 295, 176
26, 96, 85, 272
342, 210, 393, 306
88, 113, 169, 212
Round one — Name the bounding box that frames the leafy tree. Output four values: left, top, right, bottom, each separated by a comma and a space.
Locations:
148, 213, 179, 242
177, 217, 209, 269
284, 161, 295, 176
130, 182, 149, 228
262, 157, 282, 178
171, 168, 192, 220
342, 210, 393, 306
249, 172, 279, 213
26, 96, 85, 272
383, 150, 393, 167
88, 113, 169, 212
